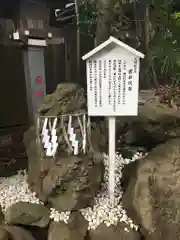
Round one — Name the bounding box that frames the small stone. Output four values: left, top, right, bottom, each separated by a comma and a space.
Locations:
89, 223, 141, 240
48, 222, 85, 240
4, 202, 50, 227
48, 212, 88, 240
2, 225, 35, 240
0, 227, 9, 240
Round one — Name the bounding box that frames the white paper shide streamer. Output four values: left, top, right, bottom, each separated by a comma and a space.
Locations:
68, 115, 78, 155
41, 117, 59, 157
41, 114, 88, 156
68, 115, 87, 156
41, 118, 50, 150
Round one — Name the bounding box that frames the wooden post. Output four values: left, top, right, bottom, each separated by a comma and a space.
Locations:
108, 116, 116, 204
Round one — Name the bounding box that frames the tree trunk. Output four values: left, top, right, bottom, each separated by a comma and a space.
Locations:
75, 0, 80, 79
95, 0, 113, 46
144, 4, 159, 89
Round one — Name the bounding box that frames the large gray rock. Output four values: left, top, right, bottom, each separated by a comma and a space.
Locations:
48, 212, 88, 240
4, 202, 50, 227
116, 90, 180, 150
35, 83, 108, 153
24, 124, 106, 205
23, 83, 105, 211
26, 150, 103, 211
38, 83, 86, 116
1, 225, 35, 240
89, 223, 141, 240
46, 153, 103, 211
123, 139, 180, 240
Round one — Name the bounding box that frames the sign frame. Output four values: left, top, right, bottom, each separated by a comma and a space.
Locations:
82, 36, 145, 203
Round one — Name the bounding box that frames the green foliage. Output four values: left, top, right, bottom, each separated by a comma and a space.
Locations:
79, 0, 97, 37
78, 0, 124, 37
149, 1, 180, 85
78, 0, 180, 86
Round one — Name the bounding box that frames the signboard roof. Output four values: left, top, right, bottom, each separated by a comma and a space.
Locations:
82, 36, 145, 60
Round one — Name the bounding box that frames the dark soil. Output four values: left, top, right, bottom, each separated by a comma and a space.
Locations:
0, 125, 28, 177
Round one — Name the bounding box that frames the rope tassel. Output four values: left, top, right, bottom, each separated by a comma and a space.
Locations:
38, 113, 92, 156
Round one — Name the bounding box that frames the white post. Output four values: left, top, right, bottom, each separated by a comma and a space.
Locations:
108, 116, 116, 204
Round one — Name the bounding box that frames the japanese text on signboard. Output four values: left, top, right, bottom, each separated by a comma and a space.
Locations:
87, 56, 139, 115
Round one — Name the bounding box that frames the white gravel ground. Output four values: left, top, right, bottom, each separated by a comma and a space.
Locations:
0, 151, 146, 230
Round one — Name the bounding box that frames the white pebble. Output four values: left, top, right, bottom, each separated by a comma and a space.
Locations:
80, 152, 146, 230
0, 171, 42, 212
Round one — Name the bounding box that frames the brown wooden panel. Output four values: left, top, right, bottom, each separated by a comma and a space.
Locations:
0, 45, 29, 127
